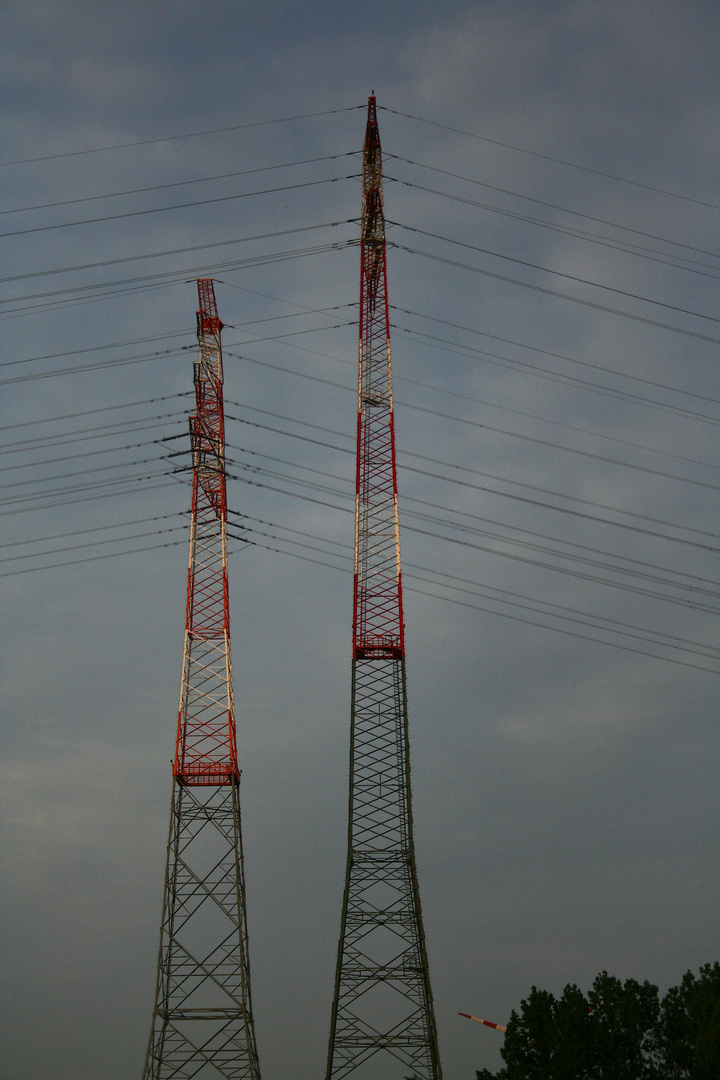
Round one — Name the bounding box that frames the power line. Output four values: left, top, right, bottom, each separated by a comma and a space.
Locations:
11, 319, 682, 561
0, 219, 353, 285
4, 478, 717, 672
396, 307, 720, 412
2, 242, 354, 321
0, 392, 189, 432
383, 340, 720, 472
6, 512, 715, 673
0, 532, 188, 576
0, 105, 364, 167
221, 287, 720, 442
0, 345, 189, 387
1, 153, 357, 215
220, 441, 720, 594
401, 399, 720, 494
386, 173, 720, 284
220, 453, 720, 614
0, 522, 187, 566
0, 423, 183, 471
390, 217, 720, 321
0, 449, 178, 497
1, 475, 181, 517
230, 510, 720, 657
4, 420, 717, 668
392, 240, 720, 349
223, 350, 720, 495
0, 512, 185, 551
0, 175, 358, 238
1, 247, 351, 323
380, 106, 720, 212
393, 321, 720, 428
0, 331, 189, 369
385, 153, 720, 267
224, 401, 720, 548
224, 516, 720, 674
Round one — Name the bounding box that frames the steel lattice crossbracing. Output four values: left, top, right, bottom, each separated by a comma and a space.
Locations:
326, 98, 443, 1080
142, 281, 261, 1080
143, 784, 258, 1079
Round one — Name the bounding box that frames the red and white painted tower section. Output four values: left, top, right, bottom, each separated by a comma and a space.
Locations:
325, 97, 443, 1080
142, 281, 261, 1080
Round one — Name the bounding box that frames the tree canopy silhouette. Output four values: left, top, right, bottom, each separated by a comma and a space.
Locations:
476, 962, 719, 1080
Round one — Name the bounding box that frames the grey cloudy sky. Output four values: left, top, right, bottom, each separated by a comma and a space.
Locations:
1, 3, 719, 1078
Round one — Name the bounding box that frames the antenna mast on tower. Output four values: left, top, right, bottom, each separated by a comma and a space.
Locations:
325, 97, 443, 1080
142, 280, 261, 1080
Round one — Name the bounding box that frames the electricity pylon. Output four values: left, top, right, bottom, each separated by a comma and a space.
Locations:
325, 96, 443, 1080
142, 280, 261, 1080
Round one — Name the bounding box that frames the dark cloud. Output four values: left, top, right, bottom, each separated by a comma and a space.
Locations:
1, 3, 719, 1079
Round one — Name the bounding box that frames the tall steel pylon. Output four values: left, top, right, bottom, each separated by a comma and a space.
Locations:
325, 97, 443, 1080
142, 280, 261, 1080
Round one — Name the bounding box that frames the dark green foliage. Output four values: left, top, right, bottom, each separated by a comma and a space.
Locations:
586, 971, 659, 1079
653, 962, 720, 1079
475, 963, 718, 1080
502, 992, 552, 1078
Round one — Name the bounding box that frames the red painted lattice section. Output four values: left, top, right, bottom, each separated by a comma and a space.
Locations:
353, 96, 405, 661
173, 279, 238, 785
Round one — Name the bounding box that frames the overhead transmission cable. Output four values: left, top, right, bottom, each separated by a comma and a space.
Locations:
390, 220, 720, 326
8, 406, 716, 601
0, 152, 358, 216
0, 105, 364, 167
222, 517, 720, 674
391, 240, 720, 349
395, 307, 720, 413
380, 106, 720, 212
218, 439, 720, 597
0, 219, 354, 285
0, 392, 190, 431
4, 427, 716, 665
6, 453, 719, 671
215, 287, 720, 431
2, 240, 355, 320
384, 153, 720, 266
222, 349, 720, 494
223, 511, 720, 659
223, 401, 719, 548
218, 452, 720, 614
0, 175, 359, 238
385, 174, 720, 284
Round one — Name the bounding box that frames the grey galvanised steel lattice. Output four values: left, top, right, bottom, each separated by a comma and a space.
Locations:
143, 783, 260, 1080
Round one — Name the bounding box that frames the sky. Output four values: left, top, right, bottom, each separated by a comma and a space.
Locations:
1, 2, 719, 1078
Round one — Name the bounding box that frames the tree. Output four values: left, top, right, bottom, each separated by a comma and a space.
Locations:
475, 966, 720, 1079
492, 983, 594, 1080
501, 986, 558, 1079
586, 971, 659, 1079
477, 975, 658, 1079
653, 962, 720, 1079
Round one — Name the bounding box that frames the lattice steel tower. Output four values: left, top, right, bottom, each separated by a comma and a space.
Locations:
142, 280, 261, 1080
325, 97, 443, 1080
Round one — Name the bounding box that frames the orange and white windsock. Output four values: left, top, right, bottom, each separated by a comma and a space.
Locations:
459, 1012, 507, 1034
